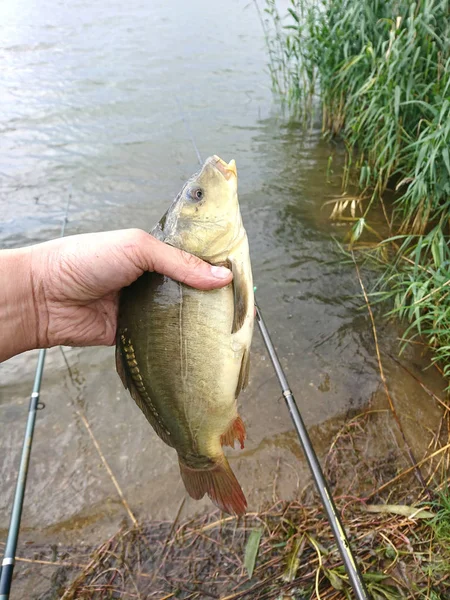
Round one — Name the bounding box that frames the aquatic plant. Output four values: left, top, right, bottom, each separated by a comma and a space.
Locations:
260, 0, 450, 381
262, 0, 450, 228
370, 226, 450, 381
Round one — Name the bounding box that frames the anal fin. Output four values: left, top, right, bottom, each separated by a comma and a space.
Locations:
179, 455, 247, 516
220, 415, 246, 449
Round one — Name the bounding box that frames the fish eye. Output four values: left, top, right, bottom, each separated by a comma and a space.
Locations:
189, 187, 204, 202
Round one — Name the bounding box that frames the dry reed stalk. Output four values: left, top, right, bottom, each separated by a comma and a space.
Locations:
352, 252, 429, 493
60, 346, 139, 527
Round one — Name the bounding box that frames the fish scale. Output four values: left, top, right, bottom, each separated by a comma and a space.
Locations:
119, 333, 171, 438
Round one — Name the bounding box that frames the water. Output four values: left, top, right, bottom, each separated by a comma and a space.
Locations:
0, 0, 446, 596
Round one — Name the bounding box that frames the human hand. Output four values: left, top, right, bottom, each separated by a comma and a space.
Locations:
0, 229, 232, 361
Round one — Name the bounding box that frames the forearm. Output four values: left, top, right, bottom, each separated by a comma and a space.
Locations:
0, 247, 39, 362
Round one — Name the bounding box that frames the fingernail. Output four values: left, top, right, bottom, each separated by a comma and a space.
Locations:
210, 265, 231, 279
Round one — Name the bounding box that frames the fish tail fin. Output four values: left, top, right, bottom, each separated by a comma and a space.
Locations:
179, 456, 247, 516
220, 414, 246, 449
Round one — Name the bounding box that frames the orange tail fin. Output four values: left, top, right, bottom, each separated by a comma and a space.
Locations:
179, 456, 247, 516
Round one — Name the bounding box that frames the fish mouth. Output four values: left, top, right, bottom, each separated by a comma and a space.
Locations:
211, 155, 237, 180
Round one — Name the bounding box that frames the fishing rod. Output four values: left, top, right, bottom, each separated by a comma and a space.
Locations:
176, 98, 370, 599
0, 197, 71, 600
0, 351, 46, 600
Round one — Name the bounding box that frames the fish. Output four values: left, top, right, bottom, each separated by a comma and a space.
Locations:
116, 155, 254, 515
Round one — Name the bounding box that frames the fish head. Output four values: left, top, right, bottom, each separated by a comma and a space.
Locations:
159, 156, 243, 260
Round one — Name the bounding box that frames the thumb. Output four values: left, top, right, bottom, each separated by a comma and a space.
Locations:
132, 230, 233, 290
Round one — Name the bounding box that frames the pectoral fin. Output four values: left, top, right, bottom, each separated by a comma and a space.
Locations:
230, 259, 248, 334
235, 349, 250, 398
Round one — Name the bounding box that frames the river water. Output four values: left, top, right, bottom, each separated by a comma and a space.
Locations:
0, 0, 446, 597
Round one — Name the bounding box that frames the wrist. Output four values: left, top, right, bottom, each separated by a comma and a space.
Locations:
0, 247, 39, 361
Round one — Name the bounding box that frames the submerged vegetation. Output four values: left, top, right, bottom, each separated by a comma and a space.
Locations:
260, 0, 450, 377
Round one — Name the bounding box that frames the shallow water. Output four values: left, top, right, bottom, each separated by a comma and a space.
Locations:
0, 0, 447, 595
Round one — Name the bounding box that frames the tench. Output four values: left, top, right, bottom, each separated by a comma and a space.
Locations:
116, 155, 254, 515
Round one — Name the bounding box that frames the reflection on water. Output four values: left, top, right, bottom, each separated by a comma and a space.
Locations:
0, 0, 446, 581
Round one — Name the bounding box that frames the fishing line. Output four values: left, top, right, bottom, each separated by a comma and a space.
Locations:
175, 97, 203, 166
175, 97, 370, 600
0, 194, 72, 600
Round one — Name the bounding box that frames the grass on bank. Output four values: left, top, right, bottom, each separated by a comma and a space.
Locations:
259, 0, 450, 379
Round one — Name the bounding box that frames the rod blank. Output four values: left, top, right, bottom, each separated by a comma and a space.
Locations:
0, 349, 46, 600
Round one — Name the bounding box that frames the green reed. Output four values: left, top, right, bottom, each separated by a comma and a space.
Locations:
261, 0, 450, 379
